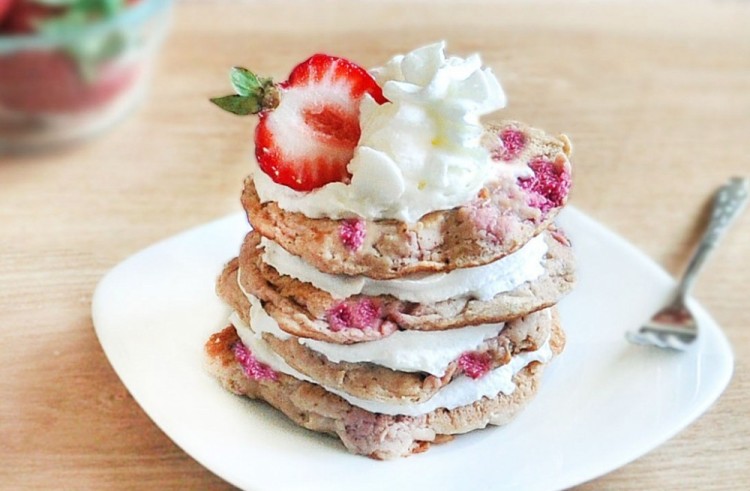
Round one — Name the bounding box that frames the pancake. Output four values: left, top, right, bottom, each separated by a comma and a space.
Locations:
228, 229, 574, 344
242, 120, 572, 279
219, 262, 557, 404
204, 322, 565, 460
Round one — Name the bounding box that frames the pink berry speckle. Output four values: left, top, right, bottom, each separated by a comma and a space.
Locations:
327, 302, 354, 332
518, 156, 571, 214
551, 228, 571, 247
232, 342, 277, 381
339, 218, 366, 251
469, 204, 513, 244
353, 298, 379, 328
326, 298, 381, 332
458, 352, 493, 379
494, 128, 526, 161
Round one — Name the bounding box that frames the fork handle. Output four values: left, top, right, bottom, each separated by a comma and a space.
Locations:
676, 177, 749, 300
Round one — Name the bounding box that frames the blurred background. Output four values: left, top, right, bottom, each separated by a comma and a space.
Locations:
0, 0, 172, 151
2, 0, 747, 262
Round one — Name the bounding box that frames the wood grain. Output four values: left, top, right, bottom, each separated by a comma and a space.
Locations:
1, 0, 748, 489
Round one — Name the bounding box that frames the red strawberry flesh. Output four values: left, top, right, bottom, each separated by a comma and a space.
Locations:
302, 106, 361, 147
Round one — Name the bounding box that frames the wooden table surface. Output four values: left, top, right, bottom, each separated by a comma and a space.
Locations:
2, 0, 749, 489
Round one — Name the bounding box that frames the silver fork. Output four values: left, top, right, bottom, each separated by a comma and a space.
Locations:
626, 177, 749, 350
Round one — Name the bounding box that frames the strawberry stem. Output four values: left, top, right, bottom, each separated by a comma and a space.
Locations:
211, 66, 279, 116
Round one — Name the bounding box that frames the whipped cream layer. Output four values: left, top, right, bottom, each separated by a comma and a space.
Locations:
253, 42, 515, 223
243, 293, 507, 377
260, 233, 548, 303
230, 312, 552, 416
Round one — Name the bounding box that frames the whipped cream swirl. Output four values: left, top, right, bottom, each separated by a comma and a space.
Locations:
252, 41, 507, 223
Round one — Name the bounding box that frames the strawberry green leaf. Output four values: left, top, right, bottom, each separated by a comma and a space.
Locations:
210, 95, 263, 115
230, 67, 263, 96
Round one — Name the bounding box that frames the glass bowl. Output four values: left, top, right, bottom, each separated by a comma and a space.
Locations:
0, 0, 172, 153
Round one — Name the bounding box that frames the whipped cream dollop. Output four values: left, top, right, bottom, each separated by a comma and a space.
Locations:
252, 42, 508, 223
230, 312, 552, 415
242, 292, 506, 376
260, 233, 548, 303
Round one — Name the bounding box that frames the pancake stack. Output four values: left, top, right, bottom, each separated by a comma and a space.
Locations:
205, 119, 576, 459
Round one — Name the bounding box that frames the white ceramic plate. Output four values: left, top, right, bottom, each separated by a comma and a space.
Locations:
92, 207, 733, 491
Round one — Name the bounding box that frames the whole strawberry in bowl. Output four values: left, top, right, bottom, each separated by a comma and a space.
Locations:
0, 0, 172, 152
0, 0, 17, 24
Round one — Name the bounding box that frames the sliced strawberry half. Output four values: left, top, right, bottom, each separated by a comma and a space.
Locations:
211, 54, 387, 192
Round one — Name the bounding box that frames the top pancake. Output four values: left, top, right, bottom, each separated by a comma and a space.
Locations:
242, 120, 573, 280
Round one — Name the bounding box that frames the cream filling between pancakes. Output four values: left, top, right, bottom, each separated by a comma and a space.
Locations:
230, 312, 552, 416
239, 284, 509, 377
260, 232, 548, 303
